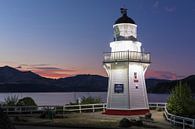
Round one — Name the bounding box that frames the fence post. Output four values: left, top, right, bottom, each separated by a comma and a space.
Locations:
62, 106, 64, 117
6, 107, 8, 114
192, 119, 195, 128
79, 105, 81, 113
183, 119, 185, 129
31, 106, 32, 115
92, 105, 95, 112
103, 103, 106, 112
19, 106, 22, 115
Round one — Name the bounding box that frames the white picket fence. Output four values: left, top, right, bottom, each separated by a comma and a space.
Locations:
1, 102, 195, 128
164, 105, 195, 129
0, 103, 107, 115
1, 102, 165, 115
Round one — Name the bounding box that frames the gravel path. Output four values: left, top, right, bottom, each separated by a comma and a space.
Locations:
14, 110, 175, 129
16, 125, 79, 129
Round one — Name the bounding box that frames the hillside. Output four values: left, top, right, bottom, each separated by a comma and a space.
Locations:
0, 66, 108, 92
150, 75, 195, 93
0, 66, 194, 93
57, 75, 108, 92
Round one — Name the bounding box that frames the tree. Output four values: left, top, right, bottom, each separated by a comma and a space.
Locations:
16, 97, 37, 112
4, 95, 18, 106
79, 96, 102, 104
167, 82, 195, 117
17, 97, 37, 106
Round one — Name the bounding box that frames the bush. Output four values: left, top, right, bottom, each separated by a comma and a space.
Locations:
79, 96, 102, 104
16, 97, 37, 112
16, 97, 37, 106
0, 108, 15, 129
119, 118, 131, 127
167, 82, 195, 117
4, 95, 18, 106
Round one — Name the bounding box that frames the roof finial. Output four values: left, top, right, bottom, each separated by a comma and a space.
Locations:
120, 8, 127, 16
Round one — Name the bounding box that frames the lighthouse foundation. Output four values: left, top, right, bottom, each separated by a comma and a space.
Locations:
103, 108, 150, 116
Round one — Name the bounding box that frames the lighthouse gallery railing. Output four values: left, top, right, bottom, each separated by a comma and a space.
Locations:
103, 51, 151, 63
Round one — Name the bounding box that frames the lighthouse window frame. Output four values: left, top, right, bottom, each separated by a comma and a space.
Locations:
114, 84, 124, 93
134, 72, 139, 83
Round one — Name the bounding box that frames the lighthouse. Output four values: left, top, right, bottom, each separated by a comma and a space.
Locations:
103, 8, 151, 115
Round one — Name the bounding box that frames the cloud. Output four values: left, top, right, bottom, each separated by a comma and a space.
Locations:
34, 70, 72, 79
153, 1, 159, 8
16, 64, 77, 79
164, 6, 176, 12
17, 64, 50, 69
31, 66, 77, 78
33, 66, 76, 72
34, 67, 63, 70
16, 66, 22, 69
145, 70, 177, 80
19, 64, 49, 67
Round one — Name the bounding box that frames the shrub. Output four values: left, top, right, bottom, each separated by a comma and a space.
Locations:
167, 82, 195, 117
0, 108, 15, 129
79, 96, 102, 104
4, 95, 18, 106
16, 97, 37, 106
119, 118, 131, 127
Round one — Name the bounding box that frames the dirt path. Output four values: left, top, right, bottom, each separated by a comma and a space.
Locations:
15, 125, 79, 129
14, 110, 176, 129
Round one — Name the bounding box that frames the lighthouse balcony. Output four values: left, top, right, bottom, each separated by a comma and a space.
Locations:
103, 51, 151, 63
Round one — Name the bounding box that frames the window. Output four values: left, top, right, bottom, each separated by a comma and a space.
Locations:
134, 72, 137, 79
114, 84, 124, 93
134, 72, 139, 83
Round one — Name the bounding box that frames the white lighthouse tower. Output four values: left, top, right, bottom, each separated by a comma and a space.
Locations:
103, 8, 151, 115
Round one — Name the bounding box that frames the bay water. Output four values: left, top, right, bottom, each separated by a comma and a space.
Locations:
0, 92, 169, 105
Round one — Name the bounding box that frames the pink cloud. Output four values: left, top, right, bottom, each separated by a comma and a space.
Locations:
16, 64, 78, 79
145, 70, 177, 80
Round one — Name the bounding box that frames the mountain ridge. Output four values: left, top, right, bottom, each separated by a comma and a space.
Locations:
0, 66, 194, 93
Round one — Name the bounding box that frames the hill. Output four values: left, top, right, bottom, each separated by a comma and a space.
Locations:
0, 66, 194, 93
0, 66, 61, 92
150, 75, 195, 93
145, 78, 170, 92
57, 75, 108, 92
0, 66, 108, 92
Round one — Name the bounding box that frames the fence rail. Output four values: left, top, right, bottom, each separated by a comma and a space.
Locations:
1, 102, 165, 115
2, 102, 195, 128
0, 103, 107, 116
164, 105, 195, 129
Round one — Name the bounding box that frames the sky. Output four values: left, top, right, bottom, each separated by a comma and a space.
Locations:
0, 0, 195, 80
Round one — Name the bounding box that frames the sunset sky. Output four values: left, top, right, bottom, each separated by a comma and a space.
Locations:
0, 0, 195, 79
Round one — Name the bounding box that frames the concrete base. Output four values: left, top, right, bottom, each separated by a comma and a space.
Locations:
103, 109, 150, 116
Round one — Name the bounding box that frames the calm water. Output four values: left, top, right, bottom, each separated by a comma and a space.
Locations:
0, 92, 169, 105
